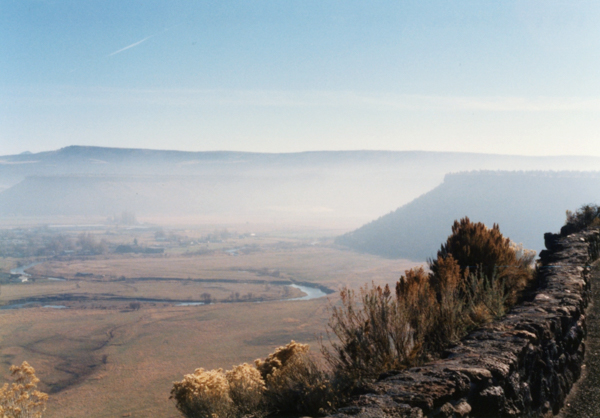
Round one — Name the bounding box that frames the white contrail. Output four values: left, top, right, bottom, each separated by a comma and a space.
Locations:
67, 25, 180, 73
107, 35, 155, 57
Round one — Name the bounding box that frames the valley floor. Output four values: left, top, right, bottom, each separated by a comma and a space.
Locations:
0, 223, 419, 417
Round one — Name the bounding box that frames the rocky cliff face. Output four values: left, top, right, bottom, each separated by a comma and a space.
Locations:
329, 228, 600, 418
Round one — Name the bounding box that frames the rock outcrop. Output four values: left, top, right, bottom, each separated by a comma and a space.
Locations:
329, 228, 600, 418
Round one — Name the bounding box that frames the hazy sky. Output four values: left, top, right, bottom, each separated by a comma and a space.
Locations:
2, 1, 600, 156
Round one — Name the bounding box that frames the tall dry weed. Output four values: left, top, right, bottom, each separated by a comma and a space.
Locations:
425, 256, 469, 353
0, 362, 48, 418
324, 271, 438, 381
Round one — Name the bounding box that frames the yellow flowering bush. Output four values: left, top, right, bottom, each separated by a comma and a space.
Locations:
0, 361, 48, 418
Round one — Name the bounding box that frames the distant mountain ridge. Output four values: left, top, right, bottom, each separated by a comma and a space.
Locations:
336, 171, 600, 260
2, 146, 600, 225
3, 145, 600, 183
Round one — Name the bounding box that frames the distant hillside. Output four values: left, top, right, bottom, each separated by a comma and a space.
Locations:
336, 171, 600, 261
3, 146, 600, 224
3, 146, 600, 187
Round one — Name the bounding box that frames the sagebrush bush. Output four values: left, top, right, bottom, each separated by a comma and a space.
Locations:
259, 343, 336, 416
254, 340, 309, 381
170, 368, 233, 418
225, 364, 265, 417
430, 217, 534, 306
324, 218, 536, 382
0, 361, 48, 418
430, 218, 513, 279
173, 218, 537, 416
423, 256, 467, 354
324, 282, 417, 380
172, 341, 336, 418
324, 274, 445, 380
565, 204, 600, 232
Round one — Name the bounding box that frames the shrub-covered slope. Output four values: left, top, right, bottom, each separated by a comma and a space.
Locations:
336, 171, 600, 260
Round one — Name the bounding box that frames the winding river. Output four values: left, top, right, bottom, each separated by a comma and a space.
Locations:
1, 267, 330, 310
9, 262, 41, 277
288, 284, 327, 300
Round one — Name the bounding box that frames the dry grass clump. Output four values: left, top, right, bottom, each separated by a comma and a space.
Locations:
0, 361, 48, 418
172, 341, 335, 418
324, 218, 536, 381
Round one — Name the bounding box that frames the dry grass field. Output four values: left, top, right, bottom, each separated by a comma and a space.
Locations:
0, 224, 421, 417
0, 299, 333, 417
25, 244, 417, 288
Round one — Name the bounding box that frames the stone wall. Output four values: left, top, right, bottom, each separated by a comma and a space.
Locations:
329, 228, 600, 418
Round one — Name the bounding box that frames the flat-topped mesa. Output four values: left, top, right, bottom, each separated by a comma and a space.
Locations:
328, 228, 600, 418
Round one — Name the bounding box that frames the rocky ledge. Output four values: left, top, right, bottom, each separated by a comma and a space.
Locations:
329, 228, 600, 418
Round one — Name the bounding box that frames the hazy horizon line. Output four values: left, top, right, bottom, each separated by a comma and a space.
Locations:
4, 145, 600, 160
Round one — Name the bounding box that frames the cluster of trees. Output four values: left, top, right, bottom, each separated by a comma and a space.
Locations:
226, 292, 256, 302
76, 233, 108, 255
0, 229, 109, 258
107, 211, 137, 225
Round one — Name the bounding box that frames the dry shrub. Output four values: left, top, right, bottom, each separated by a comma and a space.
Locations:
172, 342, 335, 418
324, 266, 465, 380
173, 219, 537, 415
324, 274, 435, 382
394, 268, 438, 362
324, 218, 536, 383
430, 218, 513, 280
225, 364, 265, 417
255, 340, 309, 381
0, 361, 48, 418
425, 256, 468, 353
258, 343, 336, 416
170, 368, 233, 418
465, 272, 508, 321
430, 217, 535, 306
430, 219, 535, 332
566, 204, 600, 232
324, 284, 401, 381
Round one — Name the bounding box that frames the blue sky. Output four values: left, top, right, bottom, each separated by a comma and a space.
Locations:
2, 1, 600, 155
